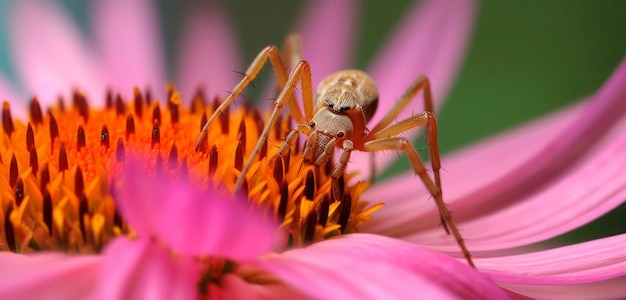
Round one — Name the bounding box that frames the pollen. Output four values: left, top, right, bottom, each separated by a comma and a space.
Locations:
0, 86, 382, 254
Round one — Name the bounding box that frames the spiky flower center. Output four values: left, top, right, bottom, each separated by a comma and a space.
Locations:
0, 86, 381, 254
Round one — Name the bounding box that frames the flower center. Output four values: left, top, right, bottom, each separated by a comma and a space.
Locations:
0, 86, 382, 253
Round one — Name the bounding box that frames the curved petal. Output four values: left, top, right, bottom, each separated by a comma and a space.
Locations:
362, 59, 626, 244
297, 0, 358, 86
447, 59, 626, 218
0, 252, 100, 298
8, 0, 105, 107
348, 0, 477, 177
92, 0, 166, 100
256, 234, 508, 299
176, 2, 241, 104
98, 238, 199, 300
500, 276, 626, 300
479, 234, 626, 285
368, 103, 626, 251
362, 100, 584, 236
426, 115, 626, 250
117, 162, 279, 259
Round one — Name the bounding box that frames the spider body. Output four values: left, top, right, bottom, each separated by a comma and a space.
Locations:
302, 70, 375, 169
195, 36, 475, 267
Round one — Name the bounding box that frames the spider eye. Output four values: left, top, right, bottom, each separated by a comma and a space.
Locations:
340, 106, 350, 112
336, 131, 345, 138
309, 121, 316, 128
325, 99, 334, 109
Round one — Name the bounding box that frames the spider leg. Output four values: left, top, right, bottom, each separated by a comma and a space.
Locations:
275, 33, 306, 118
279, 33, 316, 122
282, 33, 302, 74
364, 112, 474, 268
331, 140, 354, 179
367, 76, 450, 232
273, 124, 312, 160
367, 76, 433, 182
195, 46, 304, 151
370, 76, 433, 134
370, 113, 444, 223
234, 61, 314, 192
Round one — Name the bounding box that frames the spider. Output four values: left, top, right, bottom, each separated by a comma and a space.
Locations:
196, 35, 474, 267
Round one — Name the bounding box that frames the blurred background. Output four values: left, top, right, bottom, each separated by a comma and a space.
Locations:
0, 0, 625, 243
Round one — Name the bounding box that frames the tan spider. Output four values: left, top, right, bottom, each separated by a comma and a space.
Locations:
196, 35, 474, 267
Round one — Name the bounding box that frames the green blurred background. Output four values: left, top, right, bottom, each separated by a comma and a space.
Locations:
0, 0, 625, 244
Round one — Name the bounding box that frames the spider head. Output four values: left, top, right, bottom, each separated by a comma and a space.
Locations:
304, 109, 354, 166
309, 108, 354, 140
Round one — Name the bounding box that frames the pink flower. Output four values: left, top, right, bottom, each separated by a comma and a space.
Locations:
0, 0, 506, 298
0, 0, 623, 299
1, 161, 505, 298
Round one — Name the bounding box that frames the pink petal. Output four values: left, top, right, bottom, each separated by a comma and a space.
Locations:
297, 0, 358, 86
0, 252, 100, 298
362, 59, 626, 247
0, 75, 26, 119
98, 238, 200, 300
479, 234, 626, 285
449, 59, 626, 218
256, 234, 508, 299
117, 162, 279, 259
92, 0, 166, 100
175, 2, 241, 104
500, 276, 626, 300
350, 0, 478, 178
424, 115, 626, 251
8, 0, 105, 107
362, 101, 584, 237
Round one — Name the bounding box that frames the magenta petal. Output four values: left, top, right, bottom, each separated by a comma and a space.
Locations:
350, 0, 478, 178
428, 116, 626, 250
409, 61, 626, 251
478, 234, 626, 285
454, 61, 626, 213
365, 101, 626, 252
8, 1, 105, 106
176, 2, 241, 104
98, 238, 200, 300
0, 252, 100, 298
448, 59, 626, 218
296, 0, 358, 86
363, 60, 626, 247
362, 101, 584, 237
256, 234, 508, 299
117, 163, 279, 259
92, 0, 166, 100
